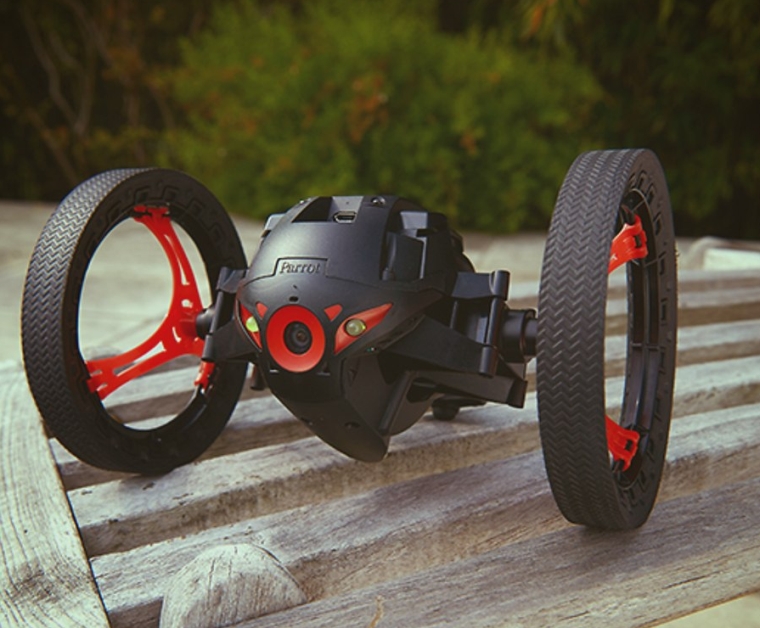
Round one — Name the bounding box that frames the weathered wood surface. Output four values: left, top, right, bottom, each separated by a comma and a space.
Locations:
159, 544, 307, 628
246, 476, 760, 628
2, 267, 759, 627
0, 366, 109, 627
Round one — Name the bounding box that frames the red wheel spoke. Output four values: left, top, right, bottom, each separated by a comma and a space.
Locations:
606, 415, 640, 471
86, 207, 206, 399
194, 360, 215, 391
609, 215, 647, 274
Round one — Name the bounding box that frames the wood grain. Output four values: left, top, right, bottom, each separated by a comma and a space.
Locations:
3, 267, 759, 628
159, 544, 306, 628
0, 369, 109, 627
86, 402, 760, 628
244, 476, 760, 628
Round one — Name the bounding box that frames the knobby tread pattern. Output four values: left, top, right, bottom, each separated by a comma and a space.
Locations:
536, 149, 677, 529
22, 169, 248, 474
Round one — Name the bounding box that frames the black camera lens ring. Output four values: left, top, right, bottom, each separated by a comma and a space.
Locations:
283, 321, 313, 355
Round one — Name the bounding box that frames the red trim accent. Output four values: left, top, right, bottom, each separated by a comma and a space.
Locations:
239, 303, 261, 348
85, 207, 205, 400
194, 360, 215, 390
609, 215, 648, 274
256, 302, 268, 318
606, 416, 640, 471
266, 305, 325, 373
324, 304, 343, 321
334, 303, 392, 354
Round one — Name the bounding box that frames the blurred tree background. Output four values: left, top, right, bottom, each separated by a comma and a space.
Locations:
0, 0, 758, 237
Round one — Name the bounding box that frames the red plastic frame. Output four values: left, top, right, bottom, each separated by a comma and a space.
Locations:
608, 215, 648, 274
605, 416, 640, 471
604, 216, 647, 467
85, 207, 207, 399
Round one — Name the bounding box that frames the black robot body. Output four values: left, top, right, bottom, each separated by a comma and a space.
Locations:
227, 195, 534, 461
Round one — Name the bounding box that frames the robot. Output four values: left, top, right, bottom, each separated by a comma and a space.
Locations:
22, 149, 677, 530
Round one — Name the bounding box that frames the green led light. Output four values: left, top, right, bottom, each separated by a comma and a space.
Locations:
245, 316, 259, 334
345, 318, 367, 337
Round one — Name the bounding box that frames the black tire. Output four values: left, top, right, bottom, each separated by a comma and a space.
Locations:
536, 149, 677, 529
22, 169, 248, 474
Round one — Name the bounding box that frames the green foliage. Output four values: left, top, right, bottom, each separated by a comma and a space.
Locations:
161, 0, 601, 231
0, 0, 217, 200
522, 0, 760, 237
6, 0, 757, 236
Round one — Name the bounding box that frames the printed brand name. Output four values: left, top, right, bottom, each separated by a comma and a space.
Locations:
276, 258, 326, 275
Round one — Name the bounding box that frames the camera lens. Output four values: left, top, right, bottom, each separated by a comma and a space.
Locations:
284, 321, 313, 354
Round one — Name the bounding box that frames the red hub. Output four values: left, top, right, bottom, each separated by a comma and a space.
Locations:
85, 207, 208, 400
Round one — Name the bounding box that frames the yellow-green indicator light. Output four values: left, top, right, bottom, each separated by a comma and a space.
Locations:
245, 316, 259, 334
345, 318, 367, 337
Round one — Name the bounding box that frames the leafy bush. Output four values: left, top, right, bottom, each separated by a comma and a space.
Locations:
522, 0, 760, 238
161, 0, 601, 231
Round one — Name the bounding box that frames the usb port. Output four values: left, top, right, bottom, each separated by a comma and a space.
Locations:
333, 211, 356, 223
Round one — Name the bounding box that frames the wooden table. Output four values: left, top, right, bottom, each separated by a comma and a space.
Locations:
2, 267, 760, 627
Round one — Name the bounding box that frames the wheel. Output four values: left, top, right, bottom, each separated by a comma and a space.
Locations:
22, 169, 248, 474
536, 149, 677, 529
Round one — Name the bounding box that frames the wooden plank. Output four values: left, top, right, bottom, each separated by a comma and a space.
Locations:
512, 283, 760, 334
603, 318, 760, 377
245, 476, 760, 628
507, 268, 760, 310
90, 402, 760, 628
0, 368, 109, 628
673, 319, 760, 366
606, 286, 760, 334
675, 286, 760, 326
660, 403, 760, 501
66, 353, 760, 558
159, 544, 307, 628
53, 394, 310, 490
